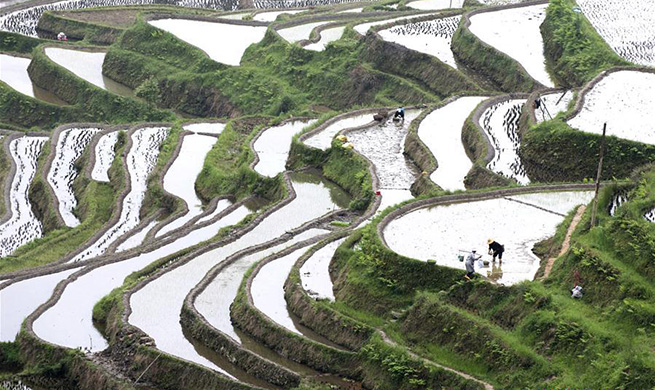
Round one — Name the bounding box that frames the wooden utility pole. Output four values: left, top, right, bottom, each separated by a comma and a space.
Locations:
590, 123, 607, 228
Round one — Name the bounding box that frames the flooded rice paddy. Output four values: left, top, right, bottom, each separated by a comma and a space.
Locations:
0, 136, 48, 257
130, 172, 347, 372
71, 127, 168, 262
0, 54, 67, 105
535, 90, 572, 123
469, 4, 553, 87
406, 0, 464, 10
197, 199, 233, 223
183, 122, 226, 135
419, 96, 487, 190
379, 16, 460, 68
0, 267, 79, 341
253, 119, 316, 177
253, 9, 303, 21
91, 131, 119, 182
33, 203, 247, 353
115, 220, 158, 252
480, 98, 529, 184
299, 237, 346, 301
303, 112, 372, 150
277, 21, 331, 43
47, 127, 100, 227
383, 191, 593, 285
147, 19, 267, 66
156, 133, 217, 237
304, 25, 345, 51
44, 48, 134, 97
354, 15, 417, 36
567, 71, 655, 145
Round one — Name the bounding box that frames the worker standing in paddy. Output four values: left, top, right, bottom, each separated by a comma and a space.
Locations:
488, 239, 504, 264
464, 249, 480, 280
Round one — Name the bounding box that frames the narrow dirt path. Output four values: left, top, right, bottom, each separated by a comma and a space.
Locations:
378, 331, 494, 390
542, 205, 587, 279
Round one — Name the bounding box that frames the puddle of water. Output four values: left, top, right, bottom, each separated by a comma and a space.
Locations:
568, 71, 655, 144
303, 113, 372, 151
91, 131, 119, 182
196, 228, 328, 342
148, 19, 267, 66
156, 134, 217, 237
130, 173, 347, 373
354, 16, 417, 36
0, 267, 80, 342
44, 47, 134, 97
535, 90, 572, 123
183, 122, 226, 135
116, 220, 158, 252
0, 136, 48, 257
347, 110, 421, 190
383, 191, 593, 285
469, 4, 554, 87
277, 21, 329, 43
407, 0, 464, 10
0, 53, 67, 105
419, 96, 487, 191
71, 127, 168, 262
47, 127, 100, 227
480, 98, 529, 184
32, 205, 249, 353
379, 16, 460, 69
252, 119, 316, 177
254, 9, 302, 22
300, 237, 346, 301
304, 26, 345, 51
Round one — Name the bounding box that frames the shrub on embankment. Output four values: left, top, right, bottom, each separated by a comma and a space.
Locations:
541, 0, 629, 87
0, 83, 84, 129
520, 119, 655, 182
0, 31, 43, 54
37, 11, 124, 45
28, 140, 61, 233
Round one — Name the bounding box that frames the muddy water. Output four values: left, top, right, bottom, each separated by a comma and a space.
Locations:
480, 98, 529, 184
196, 228, 328, 342
47, 127, 100, 227
347, 110, 420, 191
44, 48, 134, 97
300, 237, 346, 301
277, 21, 329, 43
469, 4, 553, 87
116, 220, 158, 252
32, 205, 249, 353
303, 113, 372, 150
253, 119, 316, 177
148, 19, 267, 66
379, 16, 460, 69
419, 96, 487, 190
535, 91, 572, 123
253, 9, 302, 21
383, 191, 593, 285
91, 131, 118, 182
304, 26, 345, 51
0, 136, 48, 257
156, 134, 217, 237
130, 172, 348, 374
0, 54, 67, 105
0, 267, 79, 342
183, 122, 226, 135
71, 127, 168, 262
407, 0, 464, 10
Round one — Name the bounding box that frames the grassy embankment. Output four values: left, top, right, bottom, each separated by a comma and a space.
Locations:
0, 132, 126, 273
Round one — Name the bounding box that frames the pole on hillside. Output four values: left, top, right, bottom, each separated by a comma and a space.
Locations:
590, 123, 607, 228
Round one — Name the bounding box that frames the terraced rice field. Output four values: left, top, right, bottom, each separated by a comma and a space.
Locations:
0, 54, 66, 104
277, 21, 331, 43
383, 191, 594, 285
253, 9, 303, 21
577, 0, 655, 67
406, 0, 463, 11
469, 4, 553, 87
91, 131, 118, 182
252, 119, 315, 177
0, 136, 48, 257
480, 98, 529, 184
304, 25, 345, 51
47, 127, 99, 227
535, 90, 573, 123
379, 16, 460, 68
303, 112, 372, 150
353, 15, 416, 35
299, 237, 346, 300
567, 70, 655, 145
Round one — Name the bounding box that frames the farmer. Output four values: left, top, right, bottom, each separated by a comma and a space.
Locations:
393, 106, 405, 120
487, 239, 504, 263
464, 249, 481, 280
57, 32, 67, 41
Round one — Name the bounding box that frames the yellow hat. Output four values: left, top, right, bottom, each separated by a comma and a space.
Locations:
487, 239, 493, 244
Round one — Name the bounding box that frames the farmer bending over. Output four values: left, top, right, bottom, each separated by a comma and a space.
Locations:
488, 239, 504, 263
393, 106, 405, 120
465, 249, 481, 280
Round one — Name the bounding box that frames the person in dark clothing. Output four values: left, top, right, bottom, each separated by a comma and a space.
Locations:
465, 249, 480, 280
487, 239, 504, 263
393, 107, 405, 120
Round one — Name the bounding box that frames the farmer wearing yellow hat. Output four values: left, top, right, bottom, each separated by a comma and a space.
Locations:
487, 239, 504, 264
